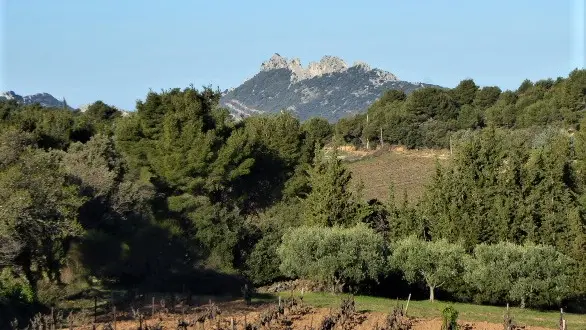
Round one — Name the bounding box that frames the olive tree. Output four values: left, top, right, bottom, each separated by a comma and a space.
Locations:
465, 242, 576, 308
463, 242, 524, 304
278, 224, 386, 292
512, 244, 575, 308
390, 236, 467, 302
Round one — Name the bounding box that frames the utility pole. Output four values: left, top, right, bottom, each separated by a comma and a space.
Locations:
366, 113, 370, 150
380, 127, 384, 149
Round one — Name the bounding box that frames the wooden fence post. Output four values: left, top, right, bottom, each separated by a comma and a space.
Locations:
404, 293, 411, 315
51, 307, 55, 330
94, 296, 97, 324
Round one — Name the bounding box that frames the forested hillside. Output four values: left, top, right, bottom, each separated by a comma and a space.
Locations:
1, 69, 585, 327
335, 69, 586, 149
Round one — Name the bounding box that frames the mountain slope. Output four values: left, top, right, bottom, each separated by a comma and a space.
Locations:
0, 91, 73, 109
220, 54, 437, 122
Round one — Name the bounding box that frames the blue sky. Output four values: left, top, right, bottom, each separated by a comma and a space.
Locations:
1, 0, 584, 110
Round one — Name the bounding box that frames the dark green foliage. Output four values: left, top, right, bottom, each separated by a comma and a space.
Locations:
303, 148, 359, 227
335, 114, 365, 147
278, 224, 387, 292
404, 87, 459, 122
335, 69, 586, 150
85, 100, 120, 122
474, 86, 502, 109
0, 129, 85, 288
0, 86, 321, 315
451, 79, 478, 106
421, 128, 586, 255
517, 79, 533, 94
0, 268, 35, 327
243, 201, 302, 285
464, 242, 575, 307
378, 89, 407, 104
2, 69, 586, 317
76, 101, 121, 138
301, 116, 333, 161
561, 69, 586, 111
457, 104, 484, 129
356, 199, 390, 239
390, 236, 467, 302
0, 98, 20, 120
241, 111, 306, 209
441, 306, 459, 330
245, 231, 284, 285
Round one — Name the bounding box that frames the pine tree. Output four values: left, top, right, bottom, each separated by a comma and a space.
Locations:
451, 79, 478, 106
303, 146, 358, 227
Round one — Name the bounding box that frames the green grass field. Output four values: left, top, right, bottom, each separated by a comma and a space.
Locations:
265, 292, 586, 330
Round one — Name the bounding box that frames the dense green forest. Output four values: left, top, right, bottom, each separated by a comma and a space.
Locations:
336, 69, 586, 149
1, 69, 585, 326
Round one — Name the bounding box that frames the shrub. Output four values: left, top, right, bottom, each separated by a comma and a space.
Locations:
465, 242, 576, 308
278, 224, 386, 292
245, 231, 283, 285
0, 268, 36, 328
0, 268, 34, 304
390, 236, 467, 302
441, 305, 459, 330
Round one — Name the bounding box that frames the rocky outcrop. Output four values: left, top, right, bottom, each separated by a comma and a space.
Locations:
0, 90, 73, 109
259, 53, 398, 85
221, 54, 435, 122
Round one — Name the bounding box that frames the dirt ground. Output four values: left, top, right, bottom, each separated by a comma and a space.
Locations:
65, 299, 556, 330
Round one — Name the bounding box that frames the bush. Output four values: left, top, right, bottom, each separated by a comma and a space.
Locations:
465, 242, 576, 308
390, 236, 467, 302
463, 242, 525, 304
245, 231, 283, 285
244, 201, 302, 285
278, 224, 387, 292
441, 305, 459, 330
0, 268, 34, 304
0, 268, 36, 327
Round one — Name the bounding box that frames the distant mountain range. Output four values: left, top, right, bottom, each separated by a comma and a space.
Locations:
0, 91, 73, 110
0, 91, 132, 116
2, 54, 438, 122
220, 54, 438, 122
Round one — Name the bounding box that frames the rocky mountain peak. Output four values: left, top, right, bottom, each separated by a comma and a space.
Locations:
0, 90, 73, 109
222, 53, 435, 122
352, 61, 371, 71
260, 53, 290, 71
261, 54, 355, 82
1, 91, 22, 101
306, 55, 348, 77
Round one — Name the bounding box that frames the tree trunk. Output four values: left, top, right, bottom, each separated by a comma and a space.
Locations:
429, 286, 435, 302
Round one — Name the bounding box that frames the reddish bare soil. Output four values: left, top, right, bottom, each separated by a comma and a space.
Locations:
64, 300, 556, 330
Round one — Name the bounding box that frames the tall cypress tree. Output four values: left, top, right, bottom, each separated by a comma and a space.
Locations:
303, 146, 358, 227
